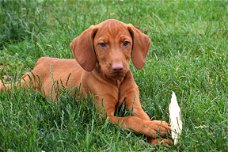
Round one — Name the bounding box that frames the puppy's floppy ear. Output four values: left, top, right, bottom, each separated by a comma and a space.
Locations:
70, 26, 97, 72
127, 24, 151, 69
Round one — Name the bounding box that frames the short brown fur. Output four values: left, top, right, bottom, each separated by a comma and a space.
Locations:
0, 19, 172, 144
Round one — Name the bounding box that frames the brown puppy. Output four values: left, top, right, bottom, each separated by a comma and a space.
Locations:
0, 19, 171, 144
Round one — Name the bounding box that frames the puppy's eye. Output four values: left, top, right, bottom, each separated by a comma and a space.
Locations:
122, 40, 130, 47
98, 42, 107, 48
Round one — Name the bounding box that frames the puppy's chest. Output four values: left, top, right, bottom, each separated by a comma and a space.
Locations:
115, 80, 128, 106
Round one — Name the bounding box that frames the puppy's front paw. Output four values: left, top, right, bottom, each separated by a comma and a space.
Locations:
148, 120, 171, 137
150, 138, 173, 145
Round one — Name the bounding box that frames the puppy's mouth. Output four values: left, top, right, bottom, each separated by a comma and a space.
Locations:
110, 71, 126, 79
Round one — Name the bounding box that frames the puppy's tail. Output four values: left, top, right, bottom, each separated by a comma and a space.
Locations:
0, 72, 39, 92
0, 79, 11, 91
0, 80, 3, 91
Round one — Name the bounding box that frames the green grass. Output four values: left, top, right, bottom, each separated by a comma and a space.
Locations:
0, 0, 228, 151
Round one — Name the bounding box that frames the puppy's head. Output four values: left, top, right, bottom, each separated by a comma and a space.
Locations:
70, 19, 151, 79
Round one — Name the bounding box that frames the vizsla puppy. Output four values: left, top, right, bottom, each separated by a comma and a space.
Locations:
0, 19, 171, 144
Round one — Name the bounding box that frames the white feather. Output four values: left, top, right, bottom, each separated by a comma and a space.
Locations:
169, 91, 182, 145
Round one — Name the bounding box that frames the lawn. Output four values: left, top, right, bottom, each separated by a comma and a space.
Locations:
0, 0, 227, 151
